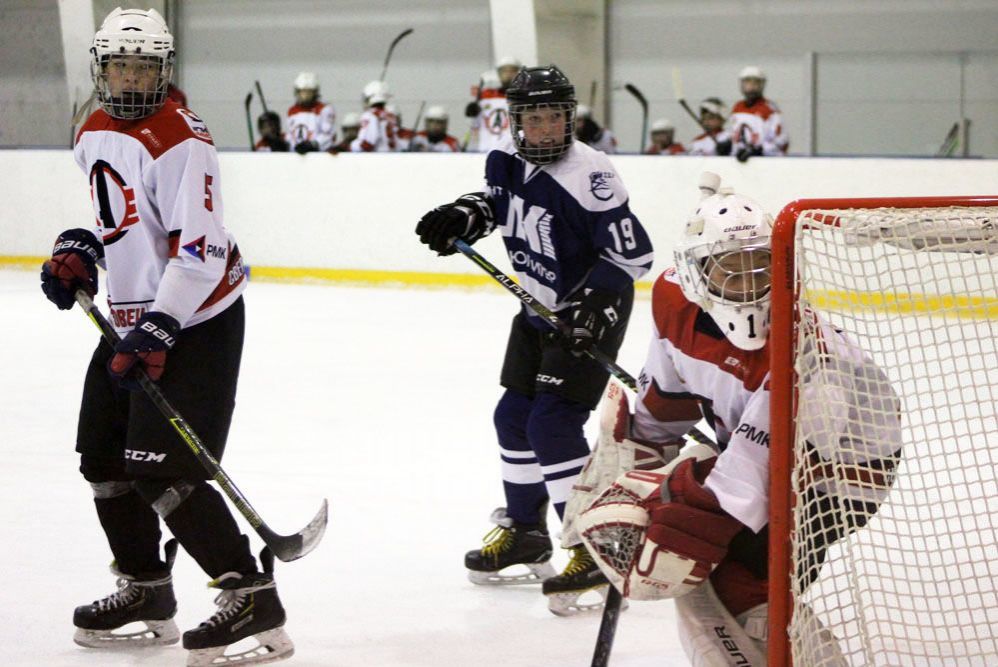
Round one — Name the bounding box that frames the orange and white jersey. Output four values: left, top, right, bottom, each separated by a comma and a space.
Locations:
644, 142, 687, 156
286, 101, 336, 151
74, 99, 246, 335
350, 107, 399, 152
469, 88, 510, 153
633, 270, 900, 532
409, 131, 460, 153
729, 97, 788, 156
688, 130, 731, 156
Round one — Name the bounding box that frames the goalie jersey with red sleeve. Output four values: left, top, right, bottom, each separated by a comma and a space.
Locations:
74, 99, 246, 335
632, 269, 901, 532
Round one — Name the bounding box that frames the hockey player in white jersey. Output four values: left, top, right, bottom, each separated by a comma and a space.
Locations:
351, 80, 399, 152
644, 118, 686, 155
574, 174, 902, 665
286, 71, 336, 154
464, 56, 520, 153
730, 66, 788, 161
40, 8, 293, 665
416, 65, 654, 616
575, 104, 618, 154
409, 105, 461, 152
687, 98, 732, 156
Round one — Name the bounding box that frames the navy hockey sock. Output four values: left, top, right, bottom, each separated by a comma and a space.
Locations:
495, 389, 549, 525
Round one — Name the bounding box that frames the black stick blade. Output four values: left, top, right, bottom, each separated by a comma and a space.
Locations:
262, 498, 329, 563
591, 587, 624, 666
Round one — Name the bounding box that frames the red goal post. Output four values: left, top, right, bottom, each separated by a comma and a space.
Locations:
768, 196, 998, 667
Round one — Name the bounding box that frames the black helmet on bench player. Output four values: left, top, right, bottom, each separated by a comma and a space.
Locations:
506, 65, 577, 165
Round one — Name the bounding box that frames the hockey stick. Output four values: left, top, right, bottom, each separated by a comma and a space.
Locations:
672, 67, 721, 149
73, 290, 328, 562
622, 83, 648, 153
935, 121, 959, 157
380, 27, 414, 82
404, 101, 426, 152
244, 91, 255, 150
461, 76, 485, 152
591, 586, 623, 667
254, 80, 269, 114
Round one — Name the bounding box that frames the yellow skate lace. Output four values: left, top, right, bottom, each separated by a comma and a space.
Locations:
480, 525, 514, 557
561, 546, 595, 577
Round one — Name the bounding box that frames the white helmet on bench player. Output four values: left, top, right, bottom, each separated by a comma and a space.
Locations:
674, 173, 774, 350
91, 7, 175, 119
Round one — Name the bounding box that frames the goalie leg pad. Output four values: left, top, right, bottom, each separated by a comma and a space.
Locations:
675, 579, 767, 667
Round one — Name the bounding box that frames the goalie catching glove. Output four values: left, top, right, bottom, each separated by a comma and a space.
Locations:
576, 454, 743, 601
415, 192, 495, 255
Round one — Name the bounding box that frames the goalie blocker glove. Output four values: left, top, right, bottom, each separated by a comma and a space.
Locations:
40, 228, 104, 310
415, 192, 496, 255
108, 311, 180, 389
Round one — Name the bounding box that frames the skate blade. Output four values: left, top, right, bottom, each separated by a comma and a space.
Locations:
74, 618, 180, 648
546, 585, 629, 617
467, 561, 557, 586
186, 627, 294, 666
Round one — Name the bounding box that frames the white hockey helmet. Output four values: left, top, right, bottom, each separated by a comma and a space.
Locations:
363, 79, 390, 106
739, 65, 766, 82
341, 112, 361, 129
699, 97, 726, 119
425, 105, 448, 122
480, 69, 501, 90
90, 7, 175, 119
651, 118, 674, 133
294, 71, 319, 91
496, 55, 522, 70
673, 173, 774, 350
576, 104, 593, 120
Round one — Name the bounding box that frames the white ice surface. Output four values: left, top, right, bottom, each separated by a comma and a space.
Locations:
0, 270, 688, 667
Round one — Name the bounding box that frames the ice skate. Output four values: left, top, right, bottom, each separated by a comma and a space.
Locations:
543, 544, 623, 616
465, 507, 556, 585
182, 547, 293, 666
73, 538, 180, 648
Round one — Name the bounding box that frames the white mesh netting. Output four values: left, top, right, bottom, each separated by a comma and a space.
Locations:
787, 206, 998, 666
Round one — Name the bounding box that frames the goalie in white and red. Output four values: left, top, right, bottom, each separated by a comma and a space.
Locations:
572, 173, 903, 666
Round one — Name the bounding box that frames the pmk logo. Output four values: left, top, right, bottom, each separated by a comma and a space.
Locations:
90, 160, 140, 246
182, 235, 206, 261
176, 108, 212, 142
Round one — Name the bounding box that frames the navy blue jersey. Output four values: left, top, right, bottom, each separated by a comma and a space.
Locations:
481, 140, 653, 328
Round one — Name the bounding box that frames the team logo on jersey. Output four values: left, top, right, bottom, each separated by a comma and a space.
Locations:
176, 108, 212, 142
182, 235, 207, 261
485, 108, 509, 135
589, 171, 615, 201
89, 160, 140, 245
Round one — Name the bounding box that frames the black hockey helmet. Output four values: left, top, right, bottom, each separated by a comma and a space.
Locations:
506, 65, 577, 165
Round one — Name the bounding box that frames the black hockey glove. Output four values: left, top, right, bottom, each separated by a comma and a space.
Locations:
294, 140, 319, 155
415, 193, 495, 256
714, 138, 732, 156
108, 311, 180, 390
464, 101, 482, 118
565, 289, 622, 354
736, 144, 763, 163
40, 228, 103, 310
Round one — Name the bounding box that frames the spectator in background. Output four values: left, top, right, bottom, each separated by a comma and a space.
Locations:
409, 106, 460, 152
254, 111, 289, 152
464, 56, 520, 153
687, 98, 732, 156
287, 71, 336, 154
351, 80, 399, 152
730, 66, 788, 162
575, 104, 617, 154
645, 118, 685, 155
329, 112, 360, 153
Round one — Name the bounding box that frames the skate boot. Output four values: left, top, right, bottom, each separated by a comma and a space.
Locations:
465, 507, 556, 585
182, 547, 294, 667
543, 544, 623, 616
73, 538, 180, 648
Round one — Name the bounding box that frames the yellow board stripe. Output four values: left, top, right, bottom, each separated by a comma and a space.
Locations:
6, 256, 994, 317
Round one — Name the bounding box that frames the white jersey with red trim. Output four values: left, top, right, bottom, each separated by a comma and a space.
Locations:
74, 100, 246, 336
633, 270, 900, 532
350, 107, 398, 152
687, 130, 732, 156
286, 101, 336, 151
729, 97, 788, 156
409, 131, 460, 153
469, 88, 510, 153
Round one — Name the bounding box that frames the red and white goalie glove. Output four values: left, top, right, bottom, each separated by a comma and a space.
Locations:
577, 455, 743, 601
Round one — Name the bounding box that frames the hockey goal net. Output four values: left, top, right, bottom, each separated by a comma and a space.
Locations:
768, 196, 998, 667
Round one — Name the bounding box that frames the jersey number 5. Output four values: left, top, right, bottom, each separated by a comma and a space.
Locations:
204, 174, 214, 212
608, 218, 637, 252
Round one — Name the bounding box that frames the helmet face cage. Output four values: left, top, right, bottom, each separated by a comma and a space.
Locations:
92, 52, 173, 120
509, 101, 577, 165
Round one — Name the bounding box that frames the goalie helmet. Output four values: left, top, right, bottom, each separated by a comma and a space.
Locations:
91, 7, 175, 120
506, 65, 577, 166
673, 176, 774, 350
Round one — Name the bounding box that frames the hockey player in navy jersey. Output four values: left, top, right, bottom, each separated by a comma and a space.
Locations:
415, 65, 654, 616
40, 9, 292, 665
